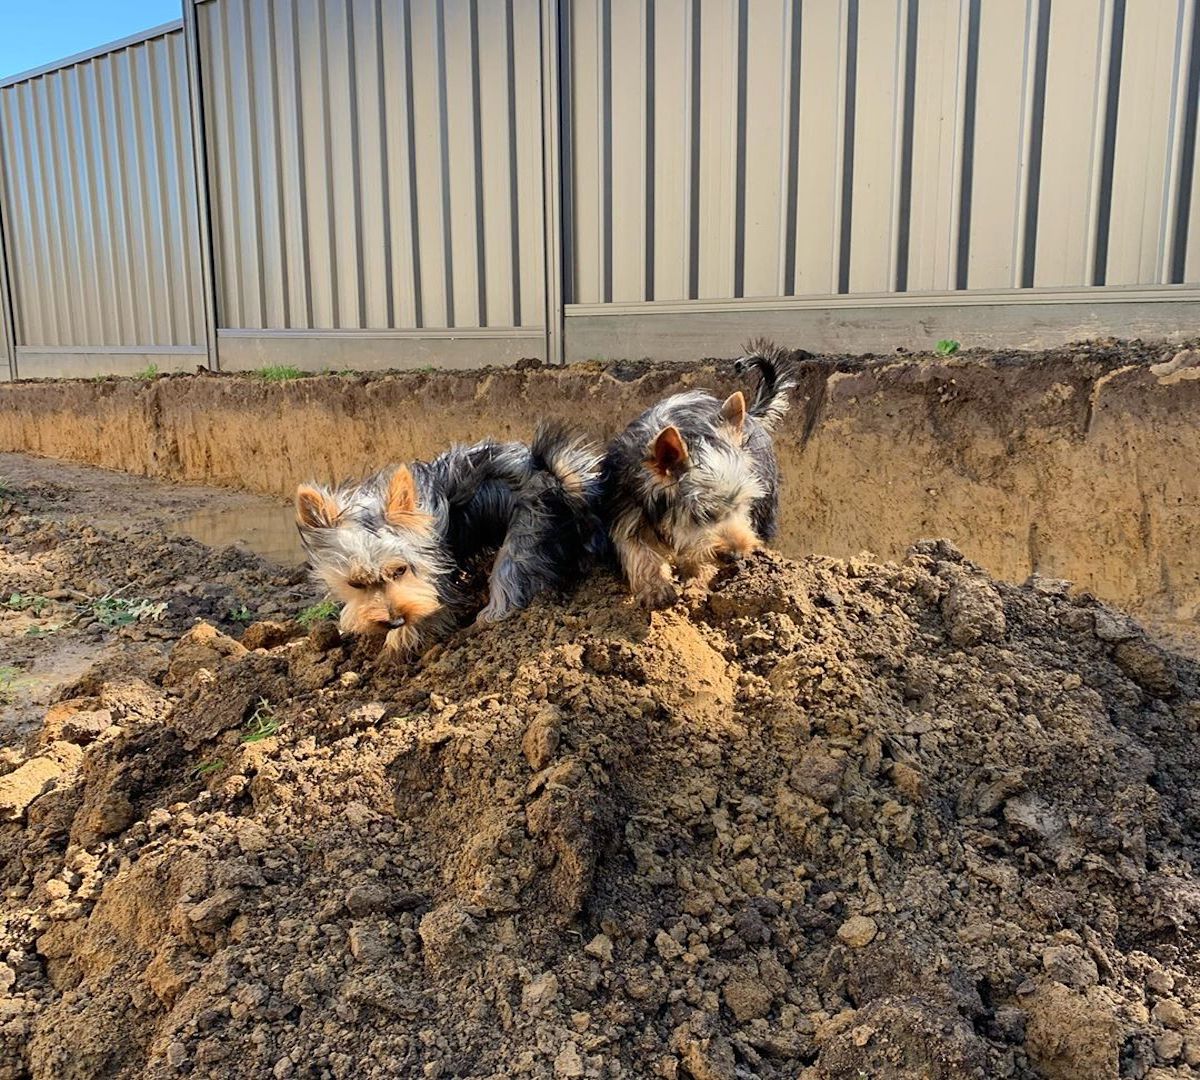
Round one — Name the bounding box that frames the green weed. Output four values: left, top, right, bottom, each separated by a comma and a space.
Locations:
135, 363, 159, 381
241, 699, 280, 743
228, 605, 254, 625
92, 593, 168, 628
4, 593, 49, 615
297, 599, 339, 627
256, 365, 304, 382
0, 476, 11, 497
0, 666, 19, 701
25, 624, 60, 638
191, 758, 226, 779
935, 339, 960, 356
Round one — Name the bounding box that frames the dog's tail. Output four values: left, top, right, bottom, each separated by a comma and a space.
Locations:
529, 420, 603, 510
735, 339, 803, 431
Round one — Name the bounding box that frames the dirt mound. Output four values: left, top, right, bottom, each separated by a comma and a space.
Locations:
2, 540, 1200, 1079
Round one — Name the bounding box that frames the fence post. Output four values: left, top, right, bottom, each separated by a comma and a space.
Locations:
182, 0, 221, 371
0, 128, 17, 380
540, 0, 565, 366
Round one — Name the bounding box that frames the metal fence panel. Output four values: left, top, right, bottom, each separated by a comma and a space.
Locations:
196, 0, 546, 332
561, 0, 1200, 305
0, 24, 204, 352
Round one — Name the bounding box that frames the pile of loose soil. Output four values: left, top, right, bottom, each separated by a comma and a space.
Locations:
2, 506, 1199, 1076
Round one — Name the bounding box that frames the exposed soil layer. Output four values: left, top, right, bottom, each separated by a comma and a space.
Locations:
0, 340, 1197, 641
2, 465, 1200, 1079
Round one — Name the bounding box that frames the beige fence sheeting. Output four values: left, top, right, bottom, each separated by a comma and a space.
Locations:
195, 0, 546, 332
560, 0, 1200, 306
0, 24, 205, 361
0, 0, 1198, 379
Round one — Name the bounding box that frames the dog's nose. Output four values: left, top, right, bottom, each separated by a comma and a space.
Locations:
386, 615, 406, 628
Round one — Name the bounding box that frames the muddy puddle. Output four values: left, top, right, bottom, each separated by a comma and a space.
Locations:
169, 503, 305, 566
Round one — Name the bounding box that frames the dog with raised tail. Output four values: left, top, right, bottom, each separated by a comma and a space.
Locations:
295, 422, 603, 654
601, 341, 798, 608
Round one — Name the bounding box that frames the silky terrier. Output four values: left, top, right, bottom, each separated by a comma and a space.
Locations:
295, 423, 603, 653
601, 341, 797, 607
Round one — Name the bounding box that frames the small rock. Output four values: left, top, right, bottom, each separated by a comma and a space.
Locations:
521, 706, 562, 770
346, 883, 391, 916
348, 925, 387, 964
553, 1042, 584, 1079
1152, 999, 1187, 1029
43, 880, 70, 901
0, 962, 15, 995
273, 1055, 295, 1079
165, 623, 247, 688
654, 930, 684, 961
187, 889, 241, 933
308, 620, 343, 652
1042, 945, 1099, 990
584, 933, 614, 963
723, 973, 774, 1021
521, 971, 559, 1016
1156, 1030, 1184, 1062
1146, 969, 1174, 994
0, 742, 83, 822
166, 1042, 187, 1068
1092, 609, 1138, 643
941, 576, 1006, 646
836, 916, 878, 948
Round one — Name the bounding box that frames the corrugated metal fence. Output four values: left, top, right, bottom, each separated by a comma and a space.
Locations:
1, 0, 1198, 378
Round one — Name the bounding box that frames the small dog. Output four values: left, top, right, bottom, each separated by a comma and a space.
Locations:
601, 341, 797, 607
295, 423, 603, 653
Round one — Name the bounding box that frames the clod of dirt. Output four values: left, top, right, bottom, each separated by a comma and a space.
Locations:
2, 541, 1200, 1079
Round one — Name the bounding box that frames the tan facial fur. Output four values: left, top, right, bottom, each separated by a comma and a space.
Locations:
332, 568, 443, 652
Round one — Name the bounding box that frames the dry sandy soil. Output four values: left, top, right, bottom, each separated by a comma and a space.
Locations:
1, 454, 1199, 1079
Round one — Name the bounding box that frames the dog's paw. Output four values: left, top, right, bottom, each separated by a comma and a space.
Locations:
475, 601, 514, 626
637, 581, 679, 610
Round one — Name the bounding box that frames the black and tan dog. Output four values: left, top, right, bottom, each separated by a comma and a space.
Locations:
295, 423, 603, 653
600, 342, 796, 608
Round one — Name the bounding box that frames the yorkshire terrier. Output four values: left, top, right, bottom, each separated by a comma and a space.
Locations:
601, 341, 797, 608
295, 423, 603, 653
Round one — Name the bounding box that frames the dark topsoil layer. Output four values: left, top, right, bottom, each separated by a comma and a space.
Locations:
1, 462, 1200, 1079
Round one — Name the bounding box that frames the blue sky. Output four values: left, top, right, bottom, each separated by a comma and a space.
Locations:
0, 0, 181, 80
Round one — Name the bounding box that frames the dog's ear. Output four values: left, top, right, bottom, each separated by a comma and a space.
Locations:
383, 465, 419, 525
296, 485, 340, 529
720, 390, 746, 432
649, 426, 689, 477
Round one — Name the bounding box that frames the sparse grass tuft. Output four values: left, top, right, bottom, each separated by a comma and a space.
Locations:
228, 605, 254, 624
0, 665, 19, 702
256, 365, 304, 382
241, 698, 280, 743
5, 593, 49, 615
25, 624, 61, 638
191, 758, 226, 779
297, 599, 339, 627
135, 363, 160, 381
935, 339, 960, 356
92, 593, 167, 628
0, 476, 11, 497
